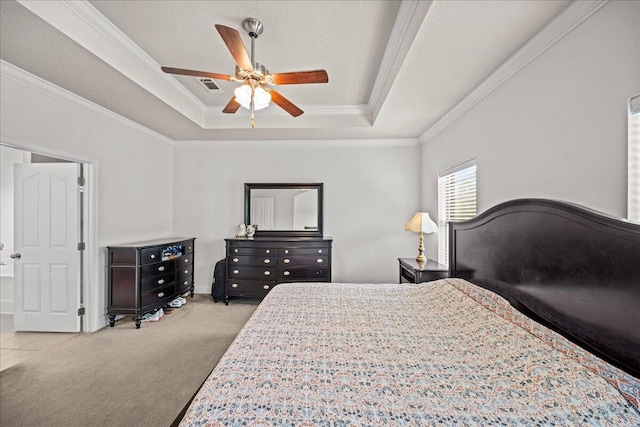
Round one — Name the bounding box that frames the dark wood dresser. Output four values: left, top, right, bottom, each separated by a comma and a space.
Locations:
107, 237, 195, 328
224, 237, 332, 304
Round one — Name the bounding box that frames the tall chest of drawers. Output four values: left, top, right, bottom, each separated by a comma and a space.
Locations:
107, 238, 195, 328
224, 237, 332, 304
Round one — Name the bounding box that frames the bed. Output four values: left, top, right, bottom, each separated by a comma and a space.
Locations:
179, 199, 640, 425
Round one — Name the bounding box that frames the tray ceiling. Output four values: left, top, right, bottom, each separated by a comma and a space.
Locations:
0, 0, 575, 141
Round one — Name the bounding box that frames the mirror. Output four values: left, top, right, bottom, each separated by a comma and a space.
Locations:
244, 183, 323, 236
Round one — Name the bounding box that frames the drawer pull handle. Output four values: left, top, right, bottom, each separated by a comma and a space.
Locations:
231, 283, 238, 288
158, 279, 165, 285
266, 250, 270, 254
233, 270, 239, 274
318, 250, 322, 253
158, 266, 165, 272
264, 271, 271, 276
184, 269, 189, 274
284, 259, 290, 264
264, 259, 270, 264
184, 259, 189, 263
158, 292, 165, 297
150, 254, 156, 259
188, 246, 192, 251
284, 271, 290, 276
184, 281, 189, 285
284, 250, 289, 254
263, 285, 270, 290
234, 249, 238, 253
233, 258, 239, 262
317, 259, 323, 263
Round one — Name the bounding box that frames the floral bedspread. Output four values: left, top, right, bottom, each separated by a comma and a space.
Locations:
180, 279, 640, 426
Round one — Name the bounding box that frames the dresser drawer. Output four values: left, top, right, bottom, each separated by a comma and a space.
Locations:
279, 256, 329, 266
277, 247, 329, 256
141, 259, 175, 278
141, 272, 175, 293
183, 241, 194, 254
141, 283, 175, 308
227, 279, 276, 294
228, 255, 276, 266
228, 266, 277, 279
176, 255, 193, 268
177, 265, 193, 280
176, 275, 193, 295
228, 246, 275, 256
279, 266, 330, 281
141, 248, 162, 264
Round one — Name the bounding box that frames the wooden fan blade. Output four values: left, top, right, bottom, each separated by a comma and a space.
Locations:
222, 96, 241, 114
270, 70, 328, 85
161, 66, 234, 81
270, 90, 303, 117
215, 24, 253, 72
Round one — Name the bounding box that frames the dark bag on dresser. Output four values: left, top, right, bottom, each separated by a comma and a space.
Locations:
211, 259, 226, 303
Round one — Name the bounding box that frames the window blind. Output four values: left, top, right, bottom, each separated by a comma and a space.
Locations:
438, 161, 477, 266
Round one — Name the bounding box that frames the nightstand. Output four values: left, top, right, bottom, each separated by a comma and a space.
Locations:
398, 258, 448, 284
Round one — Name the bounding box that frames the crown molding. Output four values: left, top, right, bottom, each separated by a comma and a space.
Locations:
173, 138, 420, 148
204, 103, 371, 118
1, 60, 174, 145
419, 0, 609, 144
368, 0, 433, 124
202, 103, 373, 128
17, 0, 206, 127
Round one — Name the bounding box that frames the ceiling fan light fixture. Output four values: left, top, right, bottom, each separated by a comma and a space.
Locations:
234, 84, 271, 110
161, 18, 327, 126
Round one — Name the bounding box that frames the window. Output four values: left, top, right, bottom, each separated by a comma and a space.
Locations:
438, 160, 477, 266
629, 94, 640, 223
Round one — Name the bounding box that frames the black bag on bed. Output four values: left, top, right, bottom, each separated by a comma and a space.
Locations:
211, 259, 226, 303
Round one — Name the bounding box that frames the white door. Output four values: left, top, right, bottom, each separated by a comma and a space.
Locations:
13, 163, 81, 332
251, 197, 274, 230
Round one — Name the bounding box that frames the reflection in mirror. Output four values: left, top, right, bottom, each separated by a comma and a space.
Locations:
245, 183, 323, 236
251, 189, 318, 231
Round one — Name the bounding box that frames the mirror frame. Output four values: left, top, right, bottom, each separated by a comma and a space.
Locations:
244, 183, 324, 237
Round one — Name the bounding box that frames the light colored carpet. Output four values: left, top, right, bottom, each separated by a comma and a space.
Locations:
0, 295, 258, 427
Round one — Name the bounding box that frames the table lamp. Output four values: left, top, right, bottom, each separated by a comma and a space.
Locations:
405, 212, 439, 263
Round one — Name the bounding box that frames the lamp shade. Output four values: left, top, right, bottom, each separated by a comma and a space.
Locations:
405, 212, 438, 234
234, 85, 271, 110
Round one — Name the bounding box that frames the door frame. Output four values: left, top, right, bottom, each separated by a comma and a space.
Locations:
1, 136, 100, 332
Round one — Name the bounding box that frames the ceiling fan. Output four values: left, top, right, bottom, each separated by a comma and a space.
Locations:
161, 18, 329, 127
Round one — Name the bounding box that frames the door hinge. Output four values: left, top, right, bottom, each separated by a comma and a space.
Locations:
78, 176, 86, 186
77, 307, 85, 316
78, 242, 86, 251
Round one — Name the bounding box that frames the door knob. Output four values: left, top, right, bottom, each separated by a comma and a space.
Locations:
10, 253, 21, 259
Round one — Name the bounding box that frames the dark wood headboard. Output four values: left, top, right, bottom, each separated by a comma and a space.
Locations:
449, 199, 640, 377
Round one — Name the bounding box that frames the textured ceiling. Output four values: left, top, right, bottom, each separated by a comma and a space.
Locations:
0, 0, 572, 141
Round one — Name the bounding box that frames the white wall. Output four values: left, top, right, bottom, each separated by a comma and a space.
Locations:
420, 1, 640, 260
172, 141, 421, 290
0, 72, 174, 331
0, 146, 28, 264
293, 189, 317, 230
0, 146, 29, 314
